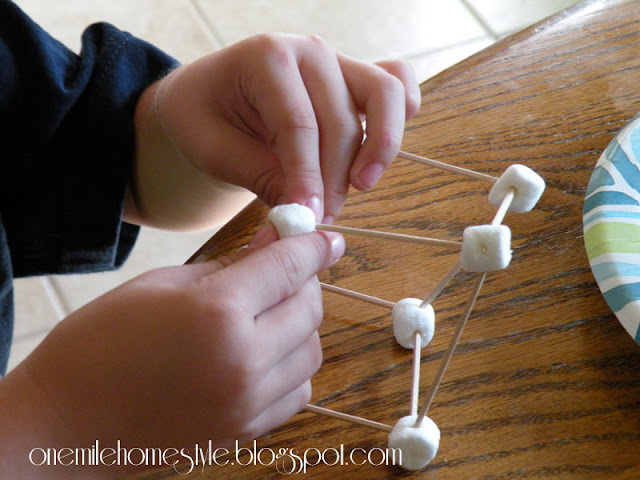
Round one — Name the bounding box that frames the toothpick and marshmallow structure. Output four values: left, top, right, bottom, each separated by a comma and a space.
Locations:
234, 152, 545, 471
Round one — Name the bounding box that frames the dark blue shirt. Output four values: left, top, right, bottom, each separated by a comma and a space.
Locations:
0, 0, 179, 374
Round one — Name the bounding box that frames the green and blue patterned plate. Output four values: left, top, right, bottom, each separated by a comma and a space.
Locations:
584, 114, 640, 345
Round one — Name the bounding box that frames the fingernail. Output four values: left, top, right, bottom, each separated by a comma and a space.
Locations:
358, 162, 385, 190
305, 195, 323, 220
323, 231, 345, 265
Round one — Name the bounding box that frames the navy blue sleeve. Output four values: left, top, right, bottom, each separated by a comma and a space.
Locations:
0, 0, 180, 374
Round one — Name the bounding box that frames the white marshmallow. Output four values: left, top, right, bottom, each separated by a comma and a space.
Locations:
388, 415, 440, 470
461, 225, 511, 272
488, 164, 545, 213
392, 298, 435, 349
268, 204, 316, 238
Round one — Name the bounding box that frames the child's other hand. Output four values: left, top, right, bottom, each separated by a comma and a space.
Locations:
154, 33, 420, 223
6, 229, 343, 475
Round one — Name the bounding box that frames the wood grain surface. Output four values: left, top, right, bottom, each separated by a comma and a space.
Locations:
133, 0, 640, 478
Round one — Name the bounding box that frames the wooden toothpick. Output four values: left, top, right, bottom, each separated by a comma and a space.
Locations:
411, 331, 421, 417
304, 404, 393, 432
415, 272, 487, 427
492, 188, 515, 225
420, 259, 463, 308
398, 151, 498, 183
316, 224, 462, 249
320, 283, 395, 309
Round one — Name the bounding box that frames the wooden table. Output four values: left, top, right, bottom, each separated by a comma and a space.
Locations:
135, 0, 640, 477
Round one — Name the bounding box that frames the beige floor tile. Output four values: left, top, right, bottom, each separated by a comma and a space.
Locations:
194, 0, 486, 60
13, 277, 62, 340
464, 0, 582, 36
13, 0, 219, 62
407, 37, 495, 84
51, 226, 222, 312
7, 331, 49, 372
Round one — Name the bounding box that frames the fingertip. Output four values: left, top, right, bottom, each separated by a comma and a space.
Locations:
322, 190, 348, 226
305, 194, 323, 222
281, 190, 324, 222
406, 79, 421, 121
316, 230, 345, 266
356, 161, 385, 191
300, 380, 313, 410
400, 63, 422, 120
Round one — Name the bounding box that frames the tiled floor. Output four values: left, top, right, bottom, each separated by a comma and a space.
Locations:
7, 0, 582, 371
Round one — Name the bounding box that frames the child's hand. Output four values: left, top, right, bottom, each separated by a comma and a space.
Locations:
0, 229, 344, 477
132, 33, 421, 229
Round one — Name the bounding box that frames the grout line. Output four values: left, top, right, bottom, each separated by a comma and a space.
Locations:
40, 277, 71, 321
458, 0, 501, 41
187, 0, 228, 48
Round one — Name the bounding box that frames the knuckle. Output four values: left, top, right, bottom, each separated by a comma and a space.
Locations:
251, 166, 283, 206
333, 119, 364, 145
214, 294, 243, 321
407, 91, 421, 118
283, 106, 318, 134
397, 66, 421, 116
253, 32, 287, 54
241, 357, 261, 387
270, 245, 307, 293
374, 60, 420, 117
228, 352, 261, 398
250, 33, 295, 70
306, 34, 331, 53
343, 118, 365, 136
376, 126, 403, 152
385, 59, 412, 78
192, 276, 246, 325
288, 165, 323, 197
374, 68, 404, 97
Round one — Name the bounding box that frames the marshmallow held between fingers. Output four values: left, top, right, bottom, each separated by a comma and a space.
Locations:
268, 203, 316, 238
488, 164, 545, 213
392, 298, 435, 349
461, 225, 512, 272
388, 415, 440, 470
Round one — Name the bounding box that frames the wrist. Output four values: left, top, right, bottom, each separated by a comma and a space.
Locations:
129, 72, 254, 232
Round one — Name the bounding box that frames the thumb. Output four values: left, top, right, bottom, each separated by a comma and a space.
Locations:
207, 230, 344, 314
183, 223, 280, 279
